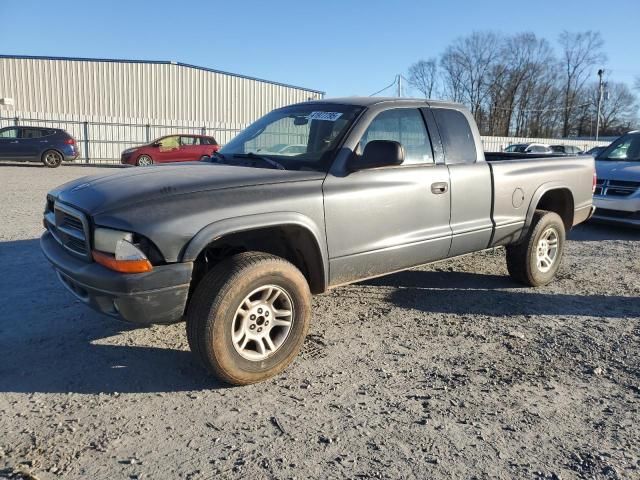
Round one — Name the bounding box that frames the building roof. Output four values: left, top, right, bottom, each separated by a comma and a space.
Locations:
0, 54, 325, 95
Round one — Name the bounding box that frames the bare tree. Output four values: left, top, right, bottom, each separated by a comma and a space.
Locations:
407, 59, 438, 98
440, 32, 504, 131
412, 29, 636, 138
589, 81, 638, 135
486, 33, 555, 136
558, 31, 606, 137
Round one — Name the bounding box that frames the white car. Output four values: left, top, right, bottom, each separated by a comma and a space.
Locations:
504, 143, 553, 154
592, 131, 640, 227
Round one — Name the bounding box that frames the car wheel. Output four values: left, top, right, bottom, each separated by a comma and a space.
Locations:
506, 210, 566, 287
136, 154, 153, 166
186, 251, 311, 385
41, 150, 63, 168
200, 155, 210, 161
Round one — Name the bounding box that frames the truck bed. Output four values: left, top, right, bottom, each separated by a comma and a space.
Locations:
485, 152, 571, 162
484, 153, 595, 247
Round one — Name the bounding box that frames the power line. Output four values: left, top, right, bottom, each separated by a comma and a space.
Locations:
369, 77, 398, 97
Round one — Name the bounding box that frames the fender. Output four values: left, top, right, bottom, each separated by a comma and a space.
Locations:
518, 181, 574, 243
181, 211, 329, 289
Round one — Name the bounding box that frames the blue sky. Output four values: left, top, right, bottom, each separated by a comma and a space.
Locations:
1, 0, 638, 97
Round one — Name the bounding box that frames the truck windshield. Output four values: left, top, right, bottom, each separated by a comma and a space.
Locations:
218, 104, 363, 171
597, 133, 640, 162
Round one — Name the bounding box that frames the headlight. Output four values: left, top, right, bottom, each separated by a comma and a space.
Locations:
94, 228, 133, 253
92, 228, 152, 273
122, 148, 137, 155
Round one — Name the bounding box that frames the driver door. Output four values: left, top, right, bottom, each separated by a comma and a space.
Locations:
323, 107, 452, 286
154, 135, 181, 162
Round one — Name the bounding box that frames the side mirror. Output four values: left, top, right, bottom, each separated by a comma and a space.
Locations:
151, 142, 161, 147
350, 140, 404, 171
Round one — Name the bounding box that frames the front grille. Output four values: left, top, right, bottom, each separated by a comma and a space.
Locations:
594, 208, 640, 220
595, 178, 640, 197
44, 202, 91, 260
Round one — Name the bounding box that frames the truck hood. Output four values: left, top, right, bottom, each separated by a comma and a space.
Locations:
595, 160, 640, 182
51, 163, 325, 215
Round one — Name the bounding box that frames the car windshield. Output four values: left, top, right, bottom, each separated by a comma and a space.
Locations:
597, 133, 640, 162
218, 104, 363, 171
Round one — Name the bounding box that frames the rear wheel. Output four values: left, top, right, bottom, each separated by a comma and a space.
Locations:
506, 210, 566, 287
136, 154, 153, 166
186, 252, 311, 385
42, 150, 63, 168
200, 155, 209, 161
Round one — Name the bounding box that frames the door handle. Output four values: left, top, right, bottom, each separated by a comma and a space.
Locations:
431, 182, 448, 194
10, 140, 19, 143
39, 140, 49, 143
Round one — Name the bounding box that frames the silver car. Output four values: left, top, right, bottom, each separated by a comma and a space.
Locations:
593, 131, 640, 227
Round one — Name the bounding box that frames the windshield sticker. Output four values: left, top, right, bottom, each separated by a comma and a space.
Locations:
307, 111, 343, 122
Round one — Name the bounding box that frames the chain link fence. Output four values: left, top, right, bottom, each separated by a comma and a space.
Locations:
1, 114, 610, 165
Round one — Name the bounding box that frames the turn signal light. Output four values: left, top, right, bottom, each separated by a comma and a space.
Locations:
93, 239, 153, 273
92, 250, 153, 273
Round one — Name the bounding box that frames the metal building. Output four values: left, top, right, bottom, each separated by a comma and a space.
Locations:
0, 55, 324, 161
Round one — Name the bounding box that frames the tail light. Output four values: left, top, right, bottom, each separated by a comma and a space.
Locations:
592, 170, 597, 194
64, 137, 76, 145
212, 144, 221, 152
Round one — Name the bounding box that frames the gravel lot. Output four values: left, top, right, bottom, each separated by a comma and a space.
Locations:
1, 163, 639, 480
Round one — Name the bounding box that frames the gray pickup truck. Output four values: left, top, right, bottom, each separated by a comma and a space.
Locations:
41, 97, 595, 385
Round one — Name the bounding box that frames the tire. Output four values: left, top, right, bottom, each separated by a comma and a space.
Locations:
506, 210, 566, 287
186, 252, 311, 385
200, 155, 209, 161
41, 150, 63, 168
136, 154, 153, 166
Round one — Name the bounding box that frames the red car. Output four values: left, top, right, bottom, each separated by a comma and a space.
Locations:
121, 134, 220, 166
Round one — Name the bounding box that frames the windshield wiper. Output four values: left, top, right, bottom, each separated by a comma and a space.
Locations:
232, 153, 286, 170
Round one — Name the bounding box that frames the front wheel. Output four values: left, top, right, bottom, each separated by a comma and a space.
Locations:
186, 252, 311, 385
136, 154, 153, 166
506, 210, 566, 287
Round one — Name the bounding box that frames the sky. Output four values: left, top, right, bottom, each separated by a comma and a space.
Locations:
1, 0, 638, 97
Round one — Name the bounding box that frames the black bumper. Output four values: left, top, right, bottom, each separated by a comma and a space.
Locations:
40, 231, 193, 325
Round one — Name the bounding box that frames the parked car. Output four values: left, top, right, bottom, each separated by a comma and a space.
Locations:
0, 126, 79, 167
41, 97, 595, 385
121, 134, 219, 166
504, 143, 553, 154
583, 145, 607, 157
592, 131, 640, 227
550, 145, 583, 155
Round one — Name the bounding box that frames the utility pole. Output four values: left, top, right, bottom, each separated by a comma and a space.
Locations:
596, 69, 605, 141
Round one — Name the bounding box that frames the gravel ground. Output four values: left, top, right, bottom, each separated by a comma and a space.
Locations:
0, 164, 639, 480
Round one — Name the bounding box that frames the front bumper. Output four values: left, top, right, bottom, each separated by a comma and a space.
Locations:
592, 195, 640, 227
41, 231, 193, 324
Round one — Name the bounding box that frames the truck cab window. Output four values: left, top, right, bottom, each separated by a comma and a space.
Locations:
360, 109, 433, 164
432, 108, 477, 164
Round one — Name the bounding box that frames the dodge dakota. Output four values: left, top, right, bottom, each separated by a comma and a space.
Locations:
41, 97, 596, 384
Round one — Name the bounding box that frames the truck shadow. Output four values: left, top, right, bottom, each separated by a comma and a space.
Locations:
569, 222, 640, 242
0, 238, 224, 394
362, 270, 640, 319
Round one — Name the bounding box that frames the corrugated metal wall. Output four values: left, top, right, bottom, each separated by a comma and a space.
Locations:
0, 56, 324, 130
